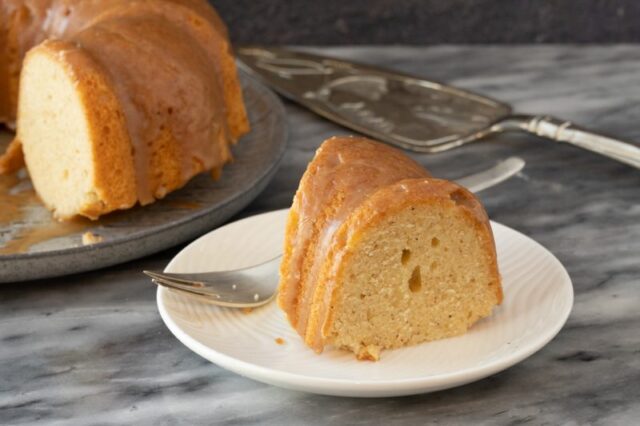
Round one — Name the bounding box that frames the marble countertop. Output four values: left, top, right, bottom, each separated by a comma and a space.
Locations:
2, 46, 639, 425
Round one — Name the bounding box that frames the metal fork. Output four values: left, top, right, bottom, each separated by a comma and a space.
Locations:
145, 256, 280, 308
145, 156, 525, 307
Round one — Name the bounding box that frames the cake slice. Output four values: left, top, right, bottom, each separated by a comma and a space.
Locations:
16, 41, 137, 220
279, 136, 503, 360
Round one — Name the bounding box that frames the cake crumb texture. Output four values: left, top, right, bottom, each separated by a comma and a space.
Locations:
81, 231, 103, 245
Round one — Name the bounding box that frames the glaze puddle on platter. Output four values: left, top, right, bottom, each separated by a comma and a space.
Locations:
0, 159, 200, 255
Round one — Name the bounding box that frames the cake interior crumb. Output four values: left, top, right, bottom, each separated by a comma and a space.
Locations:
82, 231, 103, 245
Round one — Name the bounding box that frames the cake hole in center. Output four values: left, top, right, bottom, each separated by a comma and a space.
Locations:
401, 249, 411, 265
409, 266, 422, 293
431, 237, 440, 247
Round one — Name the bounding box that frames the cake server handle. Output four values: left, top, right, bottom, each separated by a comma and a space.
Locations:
495, 115, 640, 169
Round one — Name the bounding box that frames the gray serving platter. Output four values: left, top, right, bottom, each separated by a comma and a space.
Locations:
0, 73, 288, 283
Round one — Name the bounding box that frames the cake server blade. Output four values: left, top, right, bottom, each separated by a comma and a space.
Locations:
237, 47, 640, 169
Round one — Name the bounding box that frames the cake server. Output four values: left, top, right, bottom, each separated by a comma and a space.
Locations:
144, 156, 525, 307
236, 47, 640, 170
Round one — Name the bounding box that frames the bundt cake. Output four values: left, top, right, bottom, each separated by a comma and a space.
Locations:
279, 136, 503, 360
0, 0, 249, 219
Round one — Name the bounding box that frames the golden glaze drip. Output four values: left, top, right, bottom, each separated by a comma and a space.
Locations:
66, 1, 231, 204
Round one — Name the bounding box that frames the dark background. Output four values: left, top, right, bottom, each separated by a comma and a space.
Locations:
211, 0, 640, 45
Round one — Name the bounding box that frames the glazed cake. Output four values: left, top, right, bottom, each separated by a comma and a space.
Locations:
278, 136, 503, 360
0, 0, 249, 219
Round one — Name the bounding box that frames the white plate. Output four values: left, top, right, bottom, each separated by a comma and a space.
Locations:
157, 209, 573, 397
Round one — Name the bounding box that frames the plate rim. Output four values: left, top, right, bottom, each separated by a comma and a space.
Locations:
157, 209, 574, 397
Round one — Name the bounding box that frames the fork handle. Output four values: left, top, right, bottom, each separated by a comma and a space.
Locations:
496, 114, 640, 170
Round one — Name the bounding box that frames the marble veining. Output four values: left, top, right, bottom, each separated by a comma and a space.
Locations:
1, 46, 640, 425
